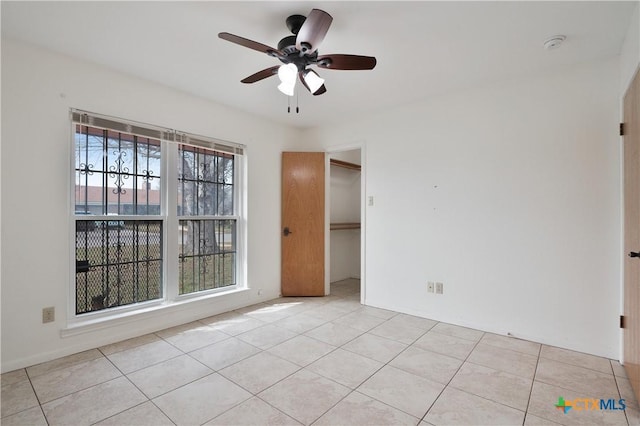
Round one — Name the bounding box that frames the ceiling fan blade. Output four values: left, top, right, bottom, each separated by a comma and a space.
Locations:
241, 66, 280, 84
316, 54, 377, 70
296, 9, 333, 54
218, 32, 284, 57
298, 71, 327, 96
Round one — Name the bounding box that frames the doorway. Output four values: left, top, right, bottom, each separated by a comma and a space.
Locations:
326, 147, 365, 302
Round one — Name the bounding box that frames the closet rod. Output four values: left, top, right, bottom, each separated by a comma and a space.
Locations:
330, 158, 361, 171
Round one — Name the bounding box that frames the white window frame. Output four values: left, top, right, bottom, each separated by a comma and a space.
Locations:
171, 142, 245, 300
68, 109, 247, 325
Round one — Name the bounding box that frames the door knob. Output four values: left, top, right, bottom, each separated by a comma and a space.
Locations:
629, 251, 640, 258
283, 227, 292, 237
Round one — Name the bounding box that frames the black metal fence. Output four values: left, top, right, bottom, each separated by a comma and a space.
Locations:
75, 220, 163, 314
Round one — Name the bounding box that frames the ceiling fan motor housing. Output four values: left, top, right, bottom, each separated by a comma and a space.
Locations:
277, 35, 298, 54
279, 14, 316, 63
277, 22, 318, 71
286, 14, 306, 34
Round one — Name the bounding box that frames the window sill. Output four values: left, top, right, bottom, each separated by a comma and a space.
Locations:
61, 287, 251, 338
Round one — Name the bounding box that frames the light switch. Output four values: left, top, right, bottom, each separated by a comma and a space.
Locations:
368, 196, 374, 206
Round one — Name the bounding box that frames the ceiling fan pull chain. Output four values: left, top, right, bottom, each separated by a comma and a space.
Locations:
287, 95, 291, 113
296, 91, 300, 113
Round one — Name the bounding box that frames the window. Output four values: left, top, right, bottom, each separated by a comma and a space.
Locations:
72, 110, 244, 316
178, 145, 237, 294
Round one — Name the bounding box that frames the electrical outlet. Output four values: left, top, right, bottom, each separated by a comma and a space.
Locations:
435, 282, 443, 294
427, 282, 434, 293
42, 307, 55, 323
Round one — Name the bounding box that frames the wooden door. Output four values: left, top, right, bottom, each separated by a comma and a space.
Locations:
623, 67, 640, 404
281, 152, 325, 296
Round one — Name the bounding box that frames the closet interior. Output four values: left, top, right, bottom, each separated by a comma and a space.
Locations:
328, 149, 361, 285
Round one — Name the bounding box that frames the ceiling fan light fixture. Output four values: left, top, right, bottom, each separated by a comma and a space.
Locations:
277, 63, 297, 96
278, 81, 295, 96
303, 69, 325, 94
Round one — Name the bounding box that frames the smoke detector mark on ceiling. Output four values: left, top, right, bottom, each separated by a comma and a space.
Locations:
543, 35, 566, 50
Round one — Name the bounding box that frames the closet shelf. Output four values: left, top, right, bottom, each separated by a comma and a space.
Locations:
330, 158, 361, 171
330, 222, 361, 230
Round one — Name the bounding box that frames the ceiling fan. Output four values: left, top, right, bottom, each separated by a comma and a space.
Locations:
218, 9, 377, 97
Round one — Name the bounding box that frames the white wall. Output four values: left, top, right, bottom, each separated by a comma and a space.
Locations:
0, 39, 301, 372
305, 58, 622, 359
329, 150, 361, 282
1, 35, 630, 371
620, 3, 639, 95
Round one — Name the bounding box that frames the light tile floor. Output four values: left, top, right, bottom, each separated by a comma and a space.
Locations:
1, 279, 639, 426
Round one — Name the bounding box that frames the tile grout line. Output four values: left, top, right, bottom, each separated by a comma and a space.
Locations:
8, 282, 621, 426
207, 288, 361, 425
611, 364, 633, 426
12, 352, 96, 423
521, 340, 543, 426
417, 330, 486, 424
533, 374, 621, 398
205, 282, 360, 424
100, 342, 214, 425
537, 354, 619, 377
8, 286, 356, 425
114, 313, 298, 424
337, 320, 433, 370
29, 352, 155, 426
342, 322, 440, 423
296, 308, 415, 424
112, 348, 186, 376
97, 346, 161, 424
273, 316, 440, 423
204, 288, 349, 422
22, 368, 49, 425
158, 322, 300, 424
29, 354, 135, 417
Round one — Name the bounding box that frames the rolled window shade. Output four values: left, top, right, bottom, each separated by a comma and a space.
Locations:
175, 133, 244, 155
71, 109, 245, 156
71, 110, 174, 141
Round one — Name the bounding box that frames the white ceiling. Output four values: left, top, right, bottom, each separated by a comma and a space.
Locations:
1, 1, 636, 129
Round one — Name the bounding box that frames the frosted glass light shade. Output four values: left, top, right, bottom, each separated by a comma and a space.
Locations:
277, 63, 297, 96
303, 70, 325, 94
